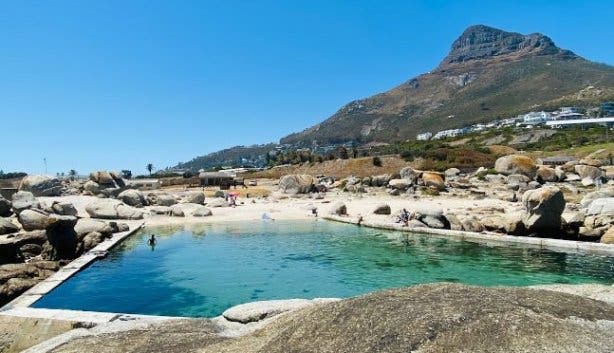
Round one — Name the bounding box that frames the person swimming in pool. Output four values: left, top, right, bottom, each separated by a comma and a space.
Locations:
148, 234, 156, 246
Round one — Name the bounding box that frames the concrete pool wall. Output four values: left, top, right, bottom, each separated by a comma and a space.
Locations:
324, 215, 614, 256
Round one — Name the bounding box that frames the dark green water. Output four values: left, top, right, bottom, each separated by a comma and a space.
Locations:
33, 220, 614, 317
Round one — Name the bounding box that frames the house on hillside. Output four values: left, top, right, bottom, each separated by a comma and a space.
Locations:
522, 111, 552, 125
601, 102, 614, 116
416, 132, 432, 141
537, 156, 575, 166
199, 171, 235, 188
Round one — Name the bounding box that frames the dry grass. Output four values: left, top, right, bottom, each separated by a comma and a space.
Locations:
245, 155, 410, 179
541, 142, 614, 158
488, 145, 518, 156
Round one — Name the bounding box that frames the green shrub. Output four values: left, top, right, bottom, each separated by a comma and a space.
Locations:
372, 156, 382, 167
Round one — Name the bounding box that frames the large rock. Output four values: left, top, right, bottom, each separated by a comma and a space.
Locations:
414, 208, 450, 229
461, 217, 485, 233
222, 298, 339, 324
507, 174, 531, 187
83, 180, 102, 195
50, 201, 78, 216
601, 226, 614, 244
191, 205, 212, 217
151, 193, 177, 206
585, 198, 614, 216
582, 148, 612, 166
42, 216, 79, 260
388, 179, 411, 190
574, 165, 603, 180
0, 196, 11, 217
371, 174, 392, 187
170, 205, 185, 217
331, 202, 347, 216
81, 232, 105, 252
74, 219, 113, 238
118, 189, 147, 207
182, 191, 205, 205
279, 175, 314, 194
521, 186, 565, 232
89, 171, 124, 187
494, 154, 537, 177
0, 230, 48, 264
149, 206, 171, 215
0, 277, 40, 303
206, 199, 229, 208
85, 199, 144, 220
372, 204, 391, 215
0, 218, 19, 235
87, 171, 125, 197
535, 166, 558, 183
444, 168, 461, 178
11, 191, 41, 214
345, 176, 361, 186
18, 175, 62, 197
421, 172, 445, 190
580, 188, 614, 208
17, 209, 50, 231
399, 167, 418, 180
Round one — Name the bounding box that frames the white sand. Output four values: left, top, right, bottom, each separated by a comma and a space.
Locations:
42, 191, 518, 228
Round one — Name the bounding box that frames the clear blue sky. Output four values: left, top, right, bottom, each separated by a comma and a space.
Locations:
1, 0, 612, 175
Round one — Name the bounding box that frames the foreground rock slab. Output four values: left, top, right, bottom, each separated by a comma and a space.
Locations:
36, 283, 614, 353
222, 298, 339, 324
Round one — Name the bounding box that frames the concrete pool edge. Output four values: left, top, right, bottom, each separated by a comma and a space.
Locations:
323, 215, 614, 256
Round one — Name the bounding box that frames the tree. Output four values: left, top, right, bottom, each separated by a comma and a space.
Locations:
121, 170, 132, 179
372, 156, 382, 167
68, 169, 77, 180
338, 147, 349, 160
146, 163, 154, 176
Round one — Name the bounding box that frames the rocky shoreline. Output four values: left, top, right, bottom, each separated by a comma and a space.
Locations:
278, 149, 614, 243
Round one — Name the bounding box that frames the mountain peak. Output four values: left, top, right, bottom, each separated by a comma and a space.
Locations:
437, 25, 576, 70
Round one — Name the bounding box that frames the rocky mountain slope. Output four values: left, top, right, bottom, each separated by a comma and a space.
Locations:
281, 25, 614, 146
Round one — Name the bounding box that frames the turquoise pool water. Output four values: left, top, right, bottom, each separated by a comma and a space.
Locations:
33, 220, 614, 317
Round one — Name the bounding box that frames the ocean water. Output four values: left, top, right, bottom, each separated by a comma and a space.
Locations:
33, 220, 614, 317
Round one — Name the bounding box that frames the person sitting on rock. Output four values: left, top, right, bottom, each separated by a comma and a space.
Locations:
401, 208, 410, 226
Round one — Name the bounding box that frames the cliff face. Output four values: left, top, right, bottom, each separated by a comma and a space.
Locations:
280, 25, 614, 146
437, 25, 576, 69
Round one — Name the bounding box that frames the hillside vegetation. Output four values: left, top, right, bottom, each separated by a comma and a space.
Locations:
247, 127, 612, 178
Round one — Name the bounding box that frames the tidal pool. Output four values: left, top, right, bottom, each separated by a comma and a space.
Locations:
33, 220, 614, 317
